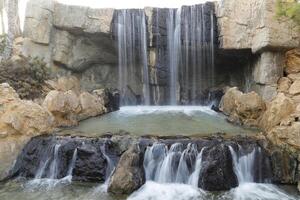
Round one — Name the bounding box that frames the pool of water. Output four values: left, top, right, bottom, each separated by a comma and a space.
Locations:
68, 106, 257, 136
0, 180, 299, 200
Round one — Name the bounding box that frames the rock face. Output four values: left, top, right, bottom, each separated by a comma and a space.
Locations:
216, 0, 300, 52
199, 144, 238, 191
285, 49, 300, 74
108, 144, 145, 194
219, 87, 266, 126
260, 93, 295, 131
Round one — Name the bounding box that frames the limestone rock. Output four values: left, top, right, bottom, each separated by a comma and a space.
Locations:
287, 72, 300, 82
46, 76, 81, 95
108, 144, 145, 194
43, 90, 81, 127
260, 93, 295, 131
0, 83, 19, 104
78, 92, 105, 121
285, 49, 300, 74
289, 80, 300, 95
0, 100, 55, 136
220, 87, 266, 126
277, 77, 291, 93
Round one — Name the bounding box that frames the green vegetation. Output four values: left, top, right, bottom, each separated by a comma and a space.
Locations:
0, 56, 50, 99
276, 0, 300, 25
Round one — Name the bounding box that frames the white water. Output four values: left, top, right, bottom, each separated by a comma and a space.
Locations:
116, 10, 150, 105
144, 143, 204, 185
229, 146, 257, 183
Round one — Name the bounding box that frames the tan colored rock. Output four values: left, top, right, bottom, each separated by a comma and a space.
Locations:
260, 93, 295, 131
0, 83, 19, 104
285, 49, 300, 74
289, 80, 300, 95
277, 77, 291, 93
108, 144, 145, 194
46, 76, 81, 95
43, 90, 81, 126
0, 100, 55, 136
287, 72, 300, 81
220, 87, 266, 126
78, 92, 105, 121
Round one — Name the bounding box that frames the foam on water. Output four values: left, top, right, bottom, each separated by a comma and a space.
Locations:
128, 182, 298, 200
118, 106, 217, 116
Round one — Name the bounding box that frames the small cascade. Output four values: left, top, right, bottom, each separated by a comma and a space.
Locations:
49, 144, 61, 179
66, 148, 78, 179
143, 143, 204, 185
229, 146, 269, 184
115, 9, 150, 105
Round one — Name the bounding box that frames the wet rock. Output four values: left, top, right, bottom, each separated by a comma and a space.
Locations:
108, 144, 145, 194
199, 144, 238, 191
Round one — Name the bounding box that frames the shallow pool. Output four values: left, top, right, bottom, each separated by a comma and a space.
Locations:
68, 106, 257, 136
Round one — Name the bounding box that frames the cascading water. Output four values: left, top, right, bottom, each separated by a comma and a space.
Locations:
143, 143, 204, 185
115, 9, 150, 105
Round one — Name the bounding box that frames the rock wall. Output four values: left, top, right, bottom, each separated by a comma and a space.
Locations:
217, 0, 300, 101
21, 0, 300, 102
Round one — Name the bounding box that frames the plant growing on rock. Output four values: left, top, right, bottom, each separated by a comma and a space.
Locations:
276, 0, 300, 25
0, 56, 50, 99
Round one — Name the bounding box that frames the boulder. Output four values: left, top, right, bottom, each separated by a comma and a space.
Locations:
289, 80, 300, 95
285, 49, 300, 74
260, 93, 295, 131
43, 90, 81, 126
78, 92, 105, 121
219, 87, 266, 126
108, 144, 145, 194
277, 77, 291, 93
198, 144, 238, 191
0, 100, 54, 136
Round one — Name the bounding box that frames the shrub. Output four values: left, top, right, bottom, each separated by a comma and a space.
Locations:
276, 0, 300, 25
0, 56, 50, 99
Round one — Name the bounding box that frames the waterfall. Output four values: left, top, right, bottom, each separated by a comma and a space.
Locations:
143, 143, 204, 185
116, 9, 150, 105
229, 146, 258, 184
167, 8, 182, 105
151, 3, 216, 105
67, 148, 77, 177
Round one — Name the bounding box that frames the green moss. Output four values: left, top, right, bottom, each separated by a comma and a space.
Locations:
276, 0, 300, 25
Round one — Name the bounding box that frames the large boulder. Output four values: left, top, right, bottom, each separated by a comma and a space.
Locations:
0, 83, 19, 105
108, 144, 145, 194
277, 77, 291, 93
289, 80, 300, 95
78, 92, 106, 121
260, 93, 295, 131
285, 49, 300, 74
219, 87, 266, 126
46, 76, 81, 95
198, 144, 238, 191
43, 90, 81, 127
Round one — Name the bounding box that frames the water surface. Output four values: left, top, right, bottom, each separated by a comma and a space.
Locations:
69, 106, 256, 136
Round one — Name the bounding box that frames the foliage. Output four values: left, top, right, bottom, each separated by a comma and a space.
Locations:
276, 0, 300, 25
0, 56, 50, 99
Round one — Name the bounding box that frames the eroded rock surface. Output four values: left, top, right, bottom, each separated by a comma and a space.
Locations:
108, 144, 145, 194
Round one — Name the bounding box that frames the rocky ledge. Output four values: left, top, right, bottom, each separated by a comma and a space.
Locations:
3, 133, 297, 194
0, 77, 119, 179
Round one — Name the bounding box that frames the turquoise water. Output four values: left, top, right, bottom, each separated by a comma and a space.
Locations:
70, 106, 257, 136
